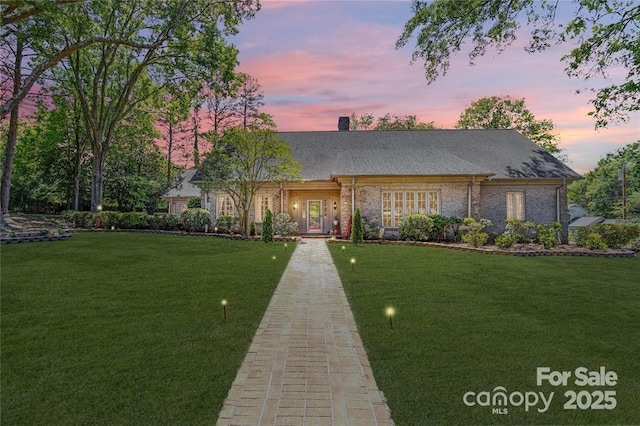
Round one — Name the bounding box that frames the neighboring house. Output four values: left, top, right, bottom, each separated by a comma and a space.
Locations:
191, 119, 581, 237
164, 169, 202, 214
568, 203, 590, 223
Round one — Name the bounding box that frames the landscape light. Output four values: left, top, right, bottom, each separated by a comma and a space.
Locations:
386, 307, 395, 329
221, 299, 228, 320
284, 243, 288, 251
350, 257, 356, 271
272, 255, 276, 266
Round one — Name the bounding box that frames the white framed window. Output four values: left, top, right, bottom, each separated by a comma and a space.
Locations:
217, 194, 234, 217
506, 191, 525, 221
255, 194, 273, 223
381, 191, 440, 226
382, 192, 392, 227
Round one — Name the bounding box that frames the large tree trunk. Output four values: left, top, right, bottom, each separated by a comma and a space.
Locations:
1, 35, 23, 216
90, 149, 106, 212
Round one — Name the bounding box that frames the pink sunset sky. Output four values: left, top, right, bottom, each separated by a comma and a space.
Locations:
230, 0, 639, 174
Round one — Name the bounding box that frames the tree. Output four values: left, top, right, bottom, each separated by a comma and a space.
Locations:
351, 207, 363, 245
261, 209, 273, 242
455, 96, 562, 154
42, 0, 258, 212
235, 74, 264, 128
374, 113, 436, 130
349, 112, 436, 131
568, 142, 640, 218
200, 114, 301, 235
396, 0, 640, 127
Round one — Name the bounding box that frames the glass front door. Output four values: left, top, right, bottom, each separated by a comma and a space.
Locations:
307, 200, 322, 233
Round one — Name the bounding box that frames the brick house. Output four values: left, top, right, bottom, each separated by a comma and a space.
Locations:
190, 120, 581, 237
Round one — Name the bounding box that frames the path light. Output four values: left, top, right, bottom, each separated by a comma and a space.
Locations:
221, 299, 228, 320
272, 255, 276, 266
284, 243, 288, 252
386, 307, 395, 329
214, 226, 218, 233
350, 257, 356, 271
341, 245, 346, 254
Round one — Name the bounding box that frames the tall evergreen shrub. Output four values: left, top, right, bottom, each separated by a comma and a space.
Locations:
262, 209, 274, 242
351, 207, 364, 245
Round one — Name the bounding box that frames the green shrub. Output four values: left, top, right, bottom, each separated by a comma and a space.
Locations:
362, 215, 382, 240
63, 211, 95, 228
274, 213, 298, 236
495, 234, 516, 249
504, 218, 537, 243
262, 209, 274, 243
584, 233, 608, 251
398, 214, 434, 241
537, 222, 562, 249
575, 224, 640, 249
351, 207, 364, 245
181, 208, 211, 232
460, 217, 492, 247
592, 224, 640, 248
153, 213, 181, 231
215, 215, 239, 234
118, 212, 150, 229
95, 211, 120, 229
187, 197, 201, 209
249, 221, 257, 236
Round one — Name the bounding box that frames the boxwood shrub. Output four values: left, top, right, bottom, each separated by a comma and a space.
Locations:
118, 212, 150, 229
95, 211, 120, 229
181, 208, 212, 232
398, 214, 434, 241
152, 213, 181, 231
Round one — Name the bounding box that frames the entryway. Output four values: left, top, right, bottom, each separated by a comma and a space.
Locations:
307, 200, 322, 233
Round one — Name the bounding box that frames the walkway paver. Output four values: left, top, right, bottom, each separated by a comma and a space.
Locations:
217, 239, 393, 426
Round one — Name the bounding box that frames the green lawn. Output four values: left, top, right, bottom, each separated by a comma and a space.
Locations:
1, 233, 293, 425
329, 243, 640, 425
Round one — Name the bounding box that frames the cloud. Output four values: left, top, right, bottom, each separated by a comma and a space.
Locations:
229, 1, 639, 173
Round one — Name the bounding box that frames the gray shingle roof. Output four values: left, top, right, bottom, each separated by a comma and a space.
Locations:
279, 129, 580, 180
165, 168, 201, 197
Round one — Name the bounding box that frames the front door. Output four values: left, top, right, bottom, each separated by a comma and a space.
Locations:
307, 200, 322, 233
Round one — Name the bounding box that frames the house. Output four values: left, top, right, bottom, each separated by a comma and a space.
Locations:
568, 203, 590, 223
190, 118, 581, 238
164, 168, 202, 214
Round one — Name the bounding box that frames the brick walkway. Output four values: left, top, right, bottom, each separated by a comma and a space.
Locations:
217, 239, 393, 426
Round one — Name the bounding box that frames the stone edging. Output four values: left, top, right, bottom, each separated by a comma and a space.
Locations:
0, 232, 72, 245
327, 239, 636, 258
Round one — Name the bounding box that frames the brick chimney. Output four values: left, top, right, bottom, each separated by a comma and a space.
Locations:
338, 116, 350, 131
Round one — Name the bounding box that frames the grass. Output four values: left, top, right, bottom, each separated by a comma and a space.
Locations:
1, 233, 294, 425
329, 243, 640, 425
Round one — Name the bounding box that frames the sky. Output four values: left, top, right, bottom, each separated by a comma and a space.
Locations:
229, 0, 639, 174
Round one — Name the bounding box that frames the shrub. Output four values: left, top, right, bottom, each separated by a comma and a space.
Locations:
181, 208, 211, 232
153, 213, 181, 231
95, 211, 120, 229
215, 215, 239, 233
250, 221, 257, 236
398, 214, 434, 241
351, 207, 364, 245
584, 233, 608, 251
537, 222, 562, 249
460, 217, 492, 247
504, 219, 537, 243
118, 212, 150, 229
187, 197, 201, 209
495, 234, 517, 249
262, 209, 274, 242
592, 224, 640, 248
574, 224, 640, 249
63, 211, 95, 228
362, 215, 382, 240
274, 213, 298, 236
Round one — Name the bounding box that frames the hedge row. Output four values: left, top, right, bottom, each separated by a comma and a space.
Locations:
62, 209, 212, 232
